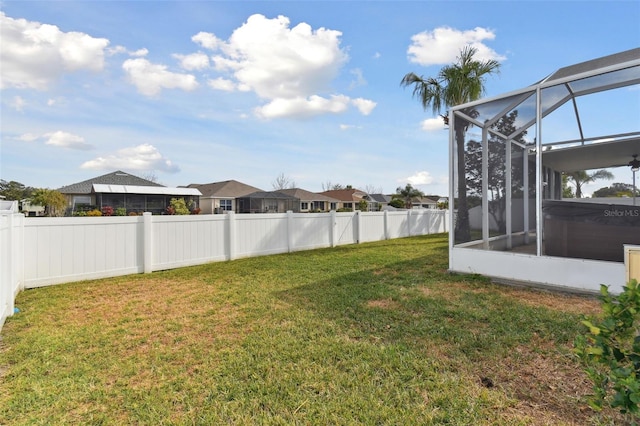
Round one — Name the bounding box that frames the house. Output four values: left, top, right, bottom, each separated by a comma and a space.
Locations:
186, 180, 262, 214
58, 171, 201, 215
236, 191, 300, 213
320, 188, 369, 211
446, 47, 640, 294
368, 193, 392, 211
411, 196, 438, 210
278, 188, 340, 212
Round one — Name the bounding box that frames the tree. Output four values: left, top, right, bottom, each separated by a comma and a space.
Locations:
393, 184, 425, 209
562, 175, 575, 198
272, 173, 296, 190
321, 181, 344, 191
364, 184, 383, 195
401, 45, 500, 242
30, 188, 67, 217
565, 170, 614, 198
593, 183, 637, 198
0, 180, 34, 201
465, 110, 527, 233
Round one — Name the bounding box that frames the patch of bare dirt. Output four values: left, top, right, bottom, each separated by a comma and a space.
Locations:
365, 298, 401, 310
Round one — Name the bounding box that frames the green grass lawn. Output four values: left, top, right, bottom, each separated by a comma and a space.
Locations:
0, 234, 621, 425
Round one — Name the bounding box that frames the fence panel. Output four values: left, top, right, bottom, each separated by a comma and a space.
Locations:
387, 211, 411, 239
359, 212, 386, 243
152, 214, 228, 271
290, 213, 332, 251
1, 213, 24, 329
234, 213, 290, 258
23, 216, 143, 288
334, 212, 357, 245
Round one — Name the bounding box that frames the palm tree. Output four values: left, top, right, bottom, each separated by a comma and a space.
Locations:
565, 170, 614, 198
393, 184, 425, 209
401, 46, 500, 242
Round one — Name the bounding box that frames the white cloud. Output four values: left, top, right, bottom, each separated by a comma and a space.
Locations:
0, 12, 110, 90
18, 133, 39, 142
194, 14, 375, 118
401, 171, 434, 186
340, 124, 361, 130
421, 117, 446, 131
192, 31, 223, 50
174, 52, 210, 70
255, 95, 350, 119
408, 26, 506, 66
207, 77, 236, 91
351, 98, 376, 116
373, 52, 381, 59
349, 68, 366, 89
81, 143, 179, 173
44, 131, 94, 150
122, 58, 198, 96
11, 96, 26, 112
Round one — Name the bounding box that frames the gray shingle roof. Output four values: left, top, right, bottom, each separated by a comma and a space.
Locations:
58, 171, 164, 194
278, 188, 340, 202
187, 180, 263, 198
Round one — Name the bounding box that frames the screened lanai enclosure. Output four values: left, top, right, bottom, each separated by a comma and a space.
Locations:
448, 48, 640, 294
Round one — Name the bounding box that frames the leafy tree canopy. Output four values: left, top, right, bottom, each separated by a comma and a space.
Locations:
592, 182, 638, 198
0, 180, 34, 201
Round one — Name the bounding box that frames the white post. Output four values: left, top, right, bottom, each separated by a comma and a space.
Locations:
6, 214, 15, 316
143, 212, 153, 274
384, 210, 389, 240
356, 210, 362, 243
330, 210, 337, 247
287, 211, 294, 253
227, 211, 236, 260
407, 210, 412, 237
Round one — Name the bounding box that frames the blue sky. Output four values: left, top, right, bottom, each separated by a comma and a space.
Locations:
1, 1, 639, 196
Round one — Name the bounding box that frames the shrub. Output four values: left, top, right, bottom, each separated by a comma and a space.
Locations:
574, 280, 640, 418
167, 198, 190, 215
101, 206, 114, 216
86, 209, 102, 216
115, 207, 127, 216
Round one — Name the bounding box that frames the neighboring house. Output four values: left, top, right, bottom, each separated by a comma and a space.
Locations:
58, 170, 201, 215
447, 47, 640, 294
319, 189, 369, 211
236, 191, 300, 213
278, 188, 340, 212
186, 180, 263, 214
368, 193, 392, 211
20, 199, 45, 217
411, 196, 438, 210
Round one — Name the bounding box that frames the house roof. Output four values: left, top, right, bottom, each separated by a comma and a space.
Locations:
278, 188, 340, 202
368, 193, 392, 203
240, 191, 299, 200
58, 171, 163, 194
186, 180, 262, 198
320, 189, 367, 202
92, 184, 201, 196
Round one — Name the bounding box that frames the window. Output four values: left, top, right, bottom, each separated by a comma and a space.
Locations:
330, 203, 337, 210
312, 201, 324, 211
220, 199, 232, 211
301, 202, 309, 210
344, 203, 353, 209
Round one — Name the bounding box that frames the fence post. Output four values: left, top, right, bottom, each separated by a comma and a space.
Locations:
227, 211, 236, 260
356, 210, 361, 243
143, 212, 152, 273
287, 211, 294, 253
384, 210, 389, 240
330, 210, 337, 247
407, 210, 412, 237
6, 214, 16, 316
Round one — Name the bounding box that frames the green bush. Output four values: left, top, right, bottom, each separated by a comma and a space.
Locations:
574, 280, 640, 418
115, 207, 127, 216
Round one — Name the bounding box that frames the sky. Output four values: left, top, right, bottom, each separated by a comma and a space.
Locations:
1, 1, 639, 197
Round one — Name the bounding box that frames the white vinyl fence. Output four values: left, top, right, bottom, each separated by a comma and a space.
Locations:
1, 209, 447, 329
